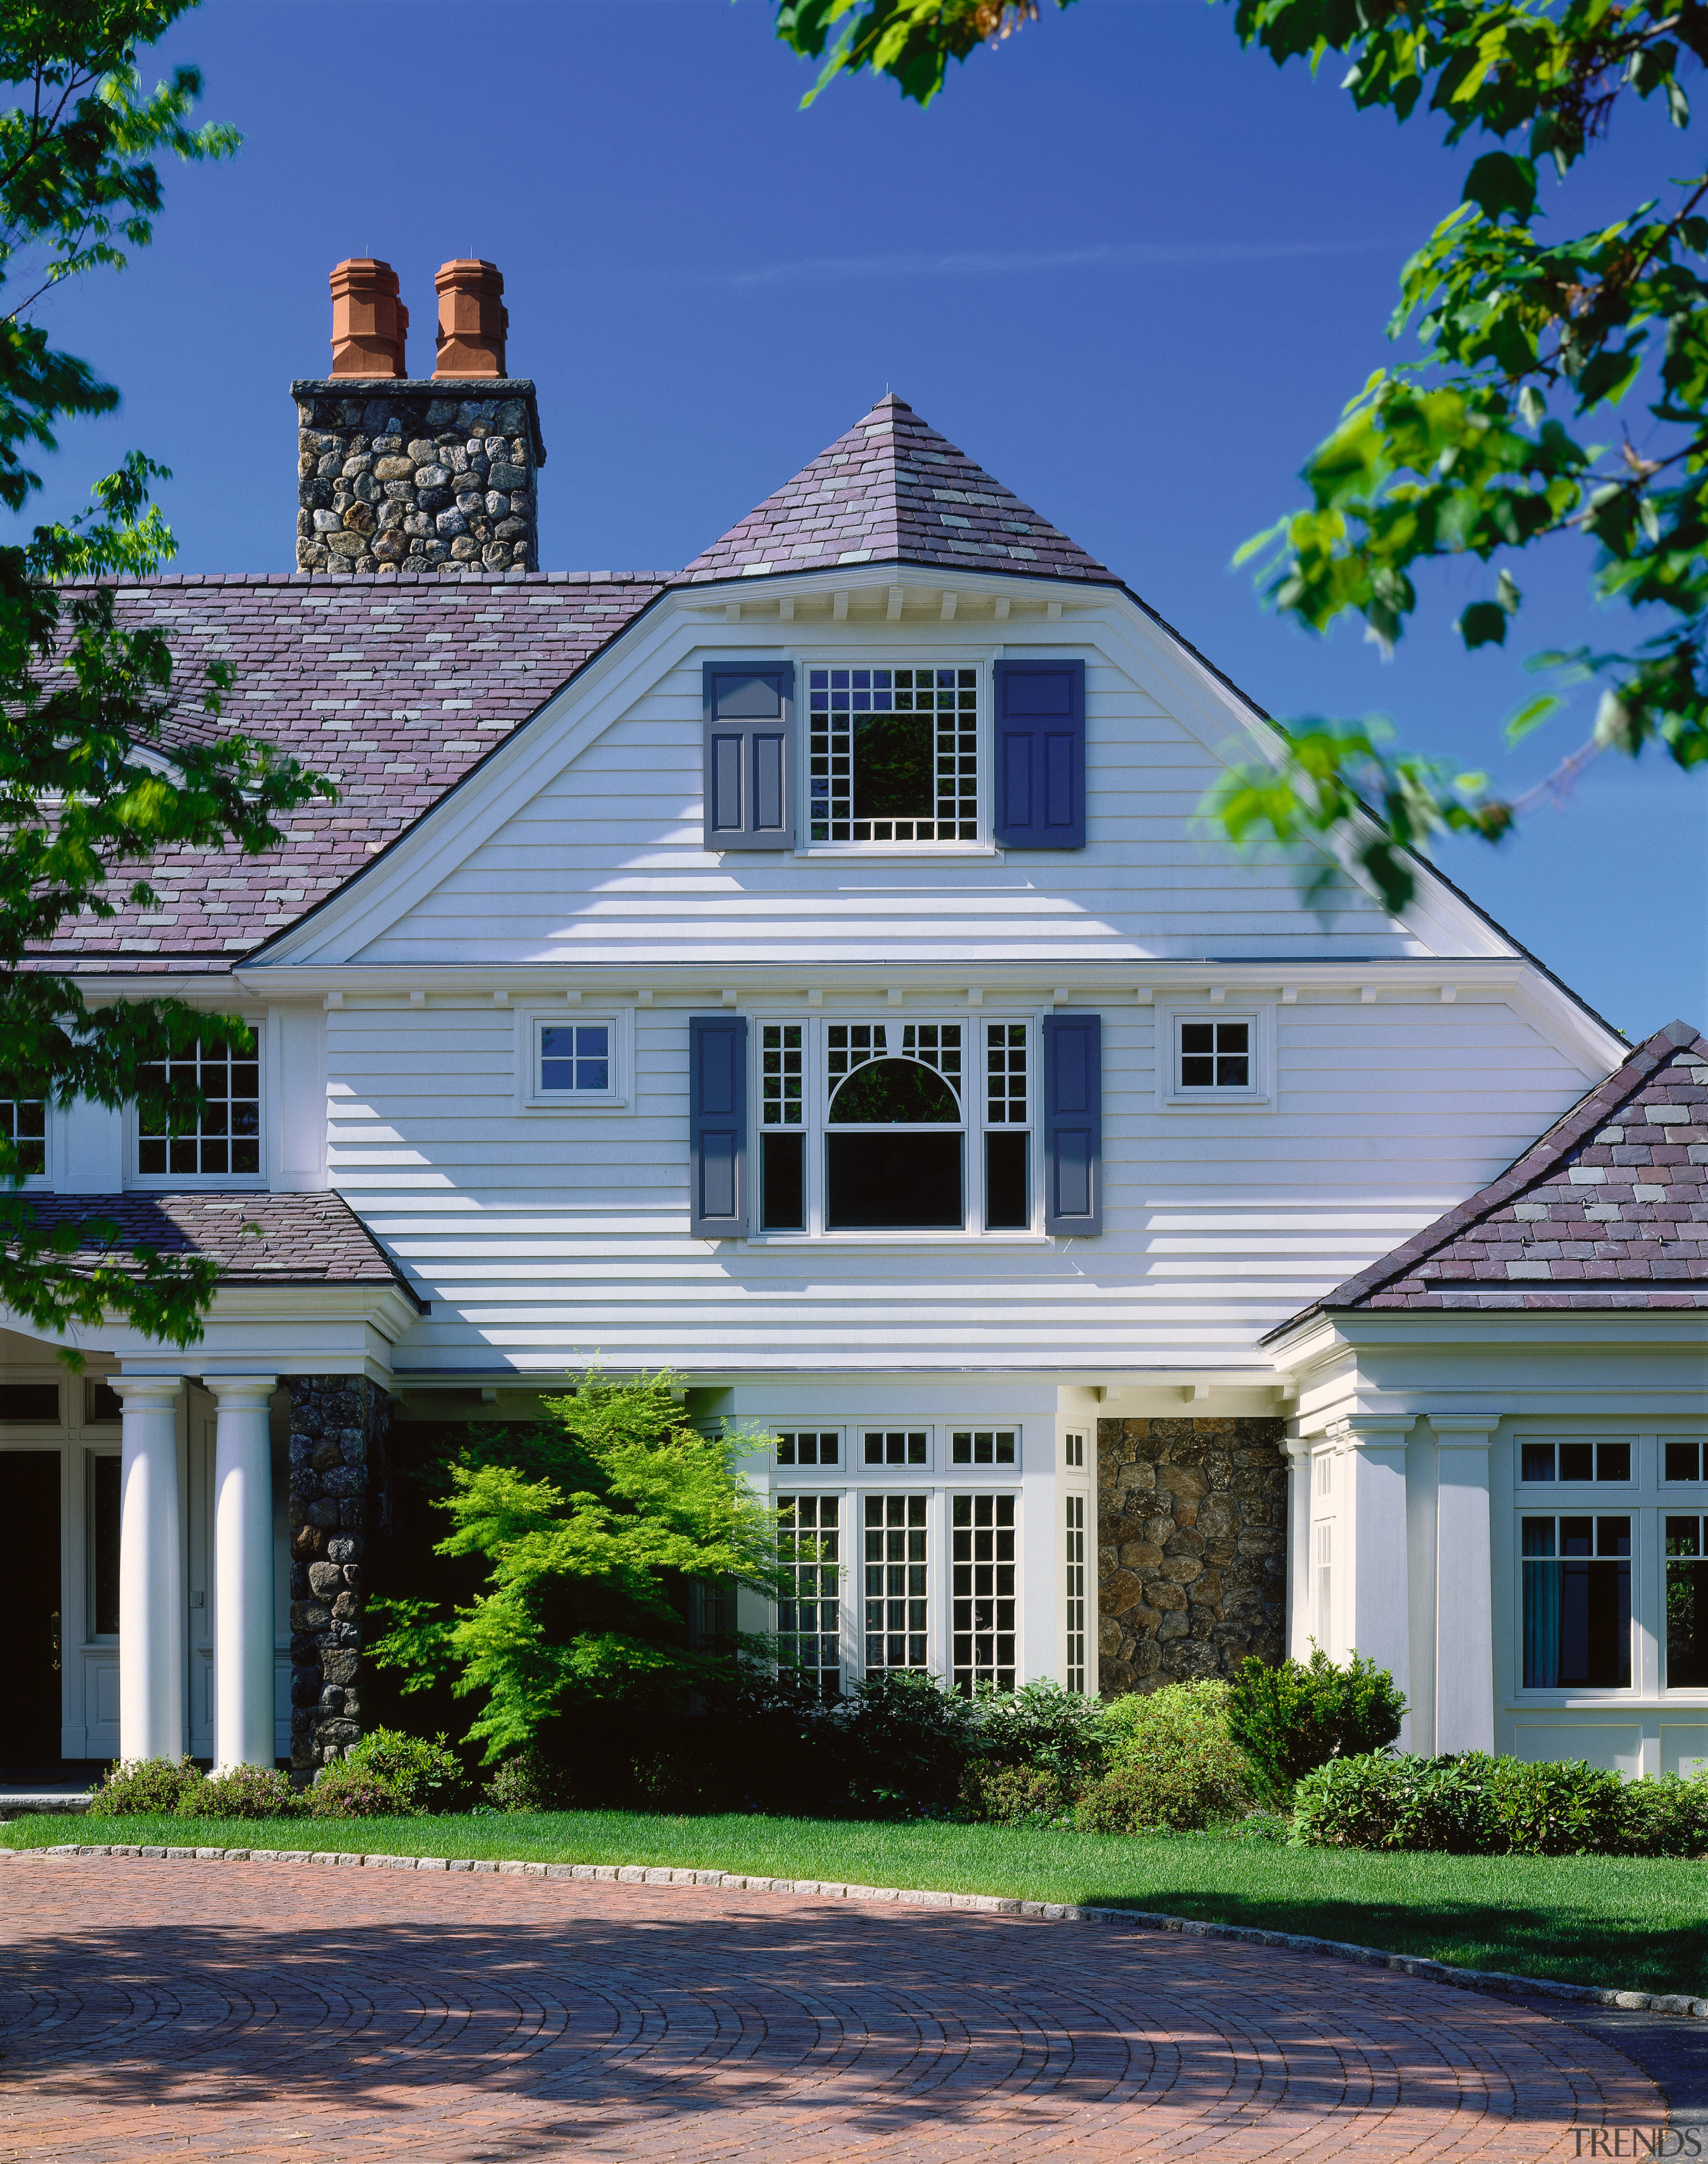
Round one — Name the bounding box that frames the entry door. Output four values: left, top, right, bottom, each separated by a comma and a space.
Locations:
0, 1453, 62, 1760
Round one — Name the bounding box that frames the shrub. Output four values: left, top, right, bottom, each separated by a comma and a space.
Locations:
483, 1749, 564, 1813
1076, 1682, 1252, 1832
179, 1764, 306, 1820
1617, 1772, 1708, 1859
968, 1680, 1110, 1784
1487, 1755, 1625, 1857
306, 1759, 408, 1818
843, 1670, 976, 1815
957, 1762, 1075, 1824
341, 1728, 464, 1812
1292, 1753, 1502, 1852
84, 1757, 207, 1817
1227, 1648, 1407, 1802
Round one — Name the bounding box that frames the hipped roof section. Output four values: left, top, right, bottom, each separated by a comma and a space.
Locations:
1266, 1020, 1708, 1327
681, 394, 1118, 586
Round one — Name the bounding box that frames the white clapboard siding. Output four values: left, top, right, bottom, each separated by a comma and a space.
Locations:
323, 994, 1595, 1373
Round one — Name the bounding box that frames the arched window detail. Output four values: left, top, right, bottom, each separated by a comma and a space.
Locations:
829, 1058, 958, 1125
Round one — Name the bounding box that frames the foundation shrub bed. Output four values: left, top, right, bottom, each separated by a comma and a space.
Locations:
1293, 1752, 1708, 1858
1228, 1648, 1408, 1804
1076, 1680, 1252, 1833
85, 1758, 209, 1817
179, 1766, 305, 1820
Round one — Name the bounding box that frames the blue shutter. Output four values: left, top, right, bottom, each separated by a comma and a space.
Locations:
1043, 1013, 1101, 1235
689, 1015, 749, 1236
994, 660, 1086, 849
703, 663, 795, 850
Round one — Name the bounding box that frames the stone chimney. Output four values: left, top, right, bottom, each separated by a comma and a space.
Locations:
329, 258, 408, 377
294, 256, 544, 576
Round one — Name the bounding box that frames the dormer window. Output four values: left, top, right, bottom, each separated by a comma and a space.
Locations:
1, 1083, 46, 1178
136, 1037, 261, 1180
809, 667, 977, 843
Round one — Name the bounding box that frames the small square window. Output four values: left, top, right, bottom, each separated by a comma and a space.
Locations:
1180, 1020, 1250, 1090
1521, 1441, 1633, 1483
776, 1431, 839, 1467
864, 1430, 927, 1467
951, 1429, 1015, 1465
1666, 1442, 1706, 1483
541, 1024, 611, 1094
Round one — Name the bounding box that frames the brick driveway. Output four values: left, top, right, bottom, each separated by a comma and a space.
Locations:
0, 1856, 1661, 2163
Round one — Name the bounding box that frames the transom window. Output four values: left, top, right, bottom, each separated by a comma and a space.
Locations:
951, 1493, 1016, 1693
1667, 1517, 1708, 1689
541, 1023, 610, 1094
1666, 1442, 1708, 1483
1065, 1493, 1086, 1694
1522, 1515, 1631, 1688
778, 1495, 841, 1699
951, 1429, 1015, 1465
1521, 1440, 1633, 1483
809, 666, 978, 843
137, 1038, 260, 1178
0, 1084, 45, 1176
865, 1430, 927, 1466
865, 1494, 928, 1673
776, 1431, 839, 1466
1180, 1020, 1250, 1090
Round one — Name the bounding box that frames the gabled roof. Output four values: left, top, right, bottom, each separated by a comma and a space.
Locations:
1268, 1021, 1708, 1326
47, 573, 667, 972
18, 1191, 416, 1295
681, 394, 1117, 586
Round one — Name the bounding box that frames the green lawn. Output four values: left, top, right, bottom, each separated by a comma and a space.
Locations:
7, 1809, 1705, 1998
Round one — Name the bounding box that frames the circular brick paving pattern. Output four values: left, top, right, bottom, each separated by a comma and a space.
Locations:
0, 1856, 1663, 2162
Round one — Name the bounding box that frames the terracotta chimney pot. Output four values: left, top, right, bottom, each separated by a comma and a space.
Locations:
434, 258, 508, 378
328, 258, 408, 378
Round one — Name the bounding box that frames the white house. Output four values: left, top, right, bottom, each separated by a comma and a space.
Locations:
3, 260, 1702, 1781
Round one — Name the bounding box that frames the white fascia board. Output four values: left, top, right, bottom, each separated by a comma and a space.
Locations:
1, 1283, 421, 1373
252, 593, 703, 968
1270, 1305, 1707, 1359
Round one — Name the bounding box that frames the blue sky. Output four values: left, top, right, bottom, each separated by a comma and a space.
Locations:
27, 0, 1707, 1039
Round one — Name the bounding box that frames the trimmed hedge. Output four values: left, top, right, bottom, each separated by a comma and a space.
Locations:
1293, 1752, 1708, 1858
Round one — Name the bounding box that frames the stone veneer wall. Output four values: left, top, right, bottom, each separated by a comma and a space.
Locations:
292, 377, 544, 575
1096, 1417, 1287, 1695
287, 1375, 392, 1768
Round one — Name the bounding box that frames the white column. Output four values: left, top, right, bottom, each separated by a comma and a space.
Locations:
115, 1376, 186, 1764
1282, 1437, 1312, 1660
1345, 1416, 1415, 1734
207, 1376, 279, 1771
1432, 1415, 1498, 1754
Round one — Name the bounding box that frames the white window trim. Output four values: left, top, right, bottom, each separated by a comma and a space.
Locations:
767, 1425, 848, 1476
947, 1423, 1024, 1473
747, 1008, 1049, 1244
1155, 998, 1276, 1112
797, 651, 997, 857
515, 1004, 635, 1114
856, 1423, 937, 1475
1513, 1501, 1640, 1701
125, 1016, 270, 1188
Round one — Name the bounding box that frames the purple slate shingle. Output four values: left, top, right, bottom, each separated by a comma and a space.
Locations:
44, 571, 667, 970
1266, 1020, 1708, 1326
681, 394, 1117, 586
15, 1191, 416, 1295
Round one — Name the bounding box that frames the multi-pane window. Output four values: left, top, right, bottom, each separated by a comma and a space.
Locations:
1521, 1440, 1633, 1483
541, 1023, 610, 1094
951, 1429, 1015, 1465
1665, 1516, 1708, 1689
865, 1494, 928, 1673
1063, 1431, 1086, 1470
137, 1038, 260, 1178
1666, 1442, 1708, 1483
951, 1493, 1016, 1693
864, 1430, 927, 1466
1314, 1523, 1332, 1641
1179, 1020, 1250, 1090
776, 1431, 839, 1467
983, 1022, 1029, 1230
779, 1495, 841, 1698
827, 1023, 963, 1230
1065, 1493, 1086, 1693
1522, 1515, 1631, 1688
808, 666, 978, 843
760, 1022, 806, 1230
0, 1084, 46, 1176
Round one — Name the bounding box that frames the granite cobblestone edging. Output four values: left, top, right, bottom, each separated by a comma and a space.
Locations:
5, 1840, 1703, 2024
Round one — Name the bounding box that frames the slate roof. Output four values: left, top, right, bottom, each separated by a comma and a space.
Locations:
1267, 1022, 1708, 1326
47, 571, 668, 971
15, 1191, 416, 1295
681, 394, 1117, 586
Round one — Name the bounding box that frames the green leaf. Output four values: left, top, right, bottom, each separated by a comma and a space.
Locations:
1504, 693, 1562, 745
1462, 151, 1537, 224
1458, 600, 1510, 648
